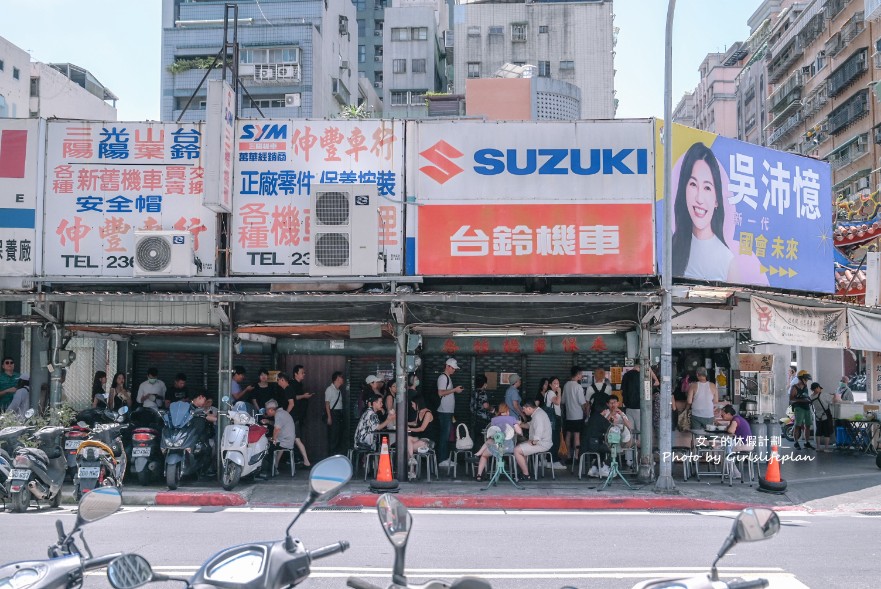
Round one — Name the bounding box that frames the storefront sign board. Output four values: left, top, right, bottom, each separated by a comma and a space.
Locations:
750, 297, 846, 349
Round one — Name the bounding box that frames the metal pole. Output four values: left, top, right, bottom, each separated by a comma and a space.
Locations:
655, 0, 677, 492
638, 320, 654, 483
394, 317, 408, 482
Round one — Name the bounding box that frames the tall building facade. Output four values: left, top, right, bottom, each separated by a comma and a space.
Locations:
0, 35, 31, 118
734, 3, 781, 146
381, 0, 448, 118
673, 45, 746, 138
452, 0, 616, 120
161, 0, 357, 122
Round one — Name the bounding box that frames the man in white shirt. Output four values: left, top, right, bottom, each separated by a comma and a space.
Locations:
436, 358, 464, 468
325, 371, 345, 454
137, 367, 166, 409
562, 366, 587, 463
514, 401, 553, 480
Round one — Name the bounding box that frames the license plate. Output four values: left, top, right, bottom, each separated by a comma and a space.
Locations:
132, 447, 151, 457
77, 467, 100, 479
10, 469, 30, 480
65, 440, 81, 450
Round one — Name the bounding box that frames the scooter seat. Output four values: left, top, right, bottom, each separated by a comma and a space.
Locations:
247, 425, 268, 444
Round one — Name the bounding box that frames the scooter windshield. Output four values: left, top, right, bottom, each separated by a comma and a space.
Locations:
168, 402, 193, 429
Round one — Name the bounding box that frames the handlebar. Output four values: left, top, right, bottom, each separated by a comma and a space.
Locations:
82, 553, 124, 571
728, 580, 769, 589
347, 577, 383, 589
310, 541, 350, 561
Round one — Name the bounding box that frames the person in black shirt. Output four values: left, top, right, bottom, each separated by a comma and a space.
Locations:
289, 365, 312, 426
249, 368, 277, 410
167, 373, 190, 407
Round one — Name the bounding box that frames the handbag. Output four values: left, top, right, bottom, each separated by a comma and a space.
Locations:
677, 407, 692, 432
558, 435, 569, 459
455, 422, 474, 450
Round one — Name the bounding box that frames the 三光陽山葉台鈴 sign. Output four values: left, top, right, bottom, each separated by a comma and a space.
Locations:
231, 120, 404, 275
655, 122, 833, 293
42, 121, 217, 277
415, 203, 654, 276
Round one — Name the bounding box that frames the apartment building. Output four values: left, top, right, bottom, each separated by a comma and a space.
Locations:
734, 2, 783, 146
0, 36, 30, 118
672, 45, 746, 138
452, 0, 615, 120
672, 91, 697, 129
161, 0, 357, 122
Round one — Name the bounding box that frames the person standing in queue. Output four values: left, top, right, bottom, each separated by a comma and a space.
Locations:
436, 358, 464, 469
325, 371, 345, 454
789, 370, 814, 451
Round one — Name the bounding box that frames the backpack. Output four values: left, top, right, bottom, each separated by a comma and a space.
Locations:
455, 422, 474, 450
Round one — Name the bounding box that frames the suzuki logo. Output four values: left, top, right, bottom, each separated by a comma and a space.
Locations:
419, 140, 463, 184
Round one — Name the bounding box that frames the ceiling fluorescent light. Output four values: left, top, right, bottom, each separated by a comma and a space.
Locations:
541, 330, 617, 336
451, 330, 526, 337
671, 329, 729, 335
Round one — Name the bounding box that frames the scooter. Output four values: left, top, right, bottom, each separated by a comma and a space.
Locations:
0, 486, 124, 588
73, 407, 129, 500
105, 455, 353, 589
346, 494, 492, 589
630, 507, 779, 589
161, 402, 213, 490
7, 424, 68, 512
0, 417, 37, 505
779, 406, 794, 442
128, 406, 166, 485
64, 408, 123, 481
219, 398, 269, 491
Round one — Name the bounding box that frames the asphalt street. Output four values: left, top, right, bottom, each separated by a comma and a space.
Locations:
0, 506, 878, 589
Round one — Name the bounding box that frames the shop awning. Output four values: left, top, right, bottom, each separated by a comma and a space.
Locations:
848, 307, 881, 351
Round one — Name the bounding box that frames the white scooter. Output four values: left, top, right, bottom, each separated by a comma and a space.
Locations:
219, 398, 269, 491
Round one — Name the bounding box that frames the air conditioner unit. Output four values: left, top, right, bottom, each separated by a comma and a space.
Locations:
277, 65, 296, 79
858, 176, 871, 190
374, 81, 381, 88
308, 185, 380, 277
259, 68, 275, 80
340, 60, 350, 71
133, 231, 196, 277
285, 93, 301, 107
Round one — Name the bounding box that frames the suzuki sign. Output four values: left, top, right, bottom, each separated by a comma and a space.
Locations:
408, 120, 654, 201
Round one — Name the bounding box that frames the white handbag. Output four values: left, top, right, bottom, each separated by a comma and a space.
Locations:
455, 422, 474, 450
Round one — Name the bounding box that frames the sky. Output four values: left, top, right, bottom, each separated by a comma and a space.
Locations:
2, 0, 763, 121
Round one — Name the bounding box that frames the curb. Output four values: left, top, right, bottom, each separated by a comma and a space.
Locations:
155, 491, 247, 507
327, 493, 759, 511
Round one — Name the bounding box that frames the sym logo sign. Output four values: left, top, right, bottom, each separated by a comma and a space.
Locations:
240, 124, 288, 141
419, 140, 464, 184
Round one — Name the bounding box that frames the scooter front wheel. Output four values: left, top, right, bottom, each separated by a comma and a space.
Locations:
9, 489, 30, 513
136, 468, 151, 486
166, 463, 180, 490
782, 423, 794, 441
221, 460, 242, 491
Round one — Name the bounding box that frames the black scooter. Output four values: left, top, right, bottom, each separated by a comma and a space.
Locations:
128, 407, 165, 485
106, 456, 353, 589
161, 402, 212, 490
7, 425, 67, 512
73, 408, 128, 500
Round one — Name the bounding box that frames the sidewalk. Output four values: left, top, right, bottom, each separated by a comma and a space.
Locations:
69, 445, 881, 513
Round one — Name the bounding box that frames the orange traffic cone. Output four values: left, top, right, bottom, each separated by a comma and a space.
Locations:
765, 445, 781, 483
758, 444, 787, 494
376, 436, 393, 483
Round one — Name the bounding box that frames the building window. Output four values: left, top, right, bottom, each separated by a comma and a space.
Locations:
390, 91, 409, 106
467, 62, 480, 78
29, 77, 38, 97
468, 26, 480, 37
816, 51, 827, 73
391, 27, 410, 41
358, 19, 366, 37
240, 47, 300, 64
538, 61, 550, 77
0, 59, 4, 71
488, 26, 504, 36
412, 27, 428, 40
355, 0, 366, 9
359, 45, 366, 63
539, 25, 548, 34
559, 60, 574, 70
511, 23, 528, 42
0, 95, 7, 118
12, 67, 20, 80
412, 59, 426, 73
244, 97, 286, 109
393, 59, 407, 73
411, 90, 427, 104
375, 20, 383, 36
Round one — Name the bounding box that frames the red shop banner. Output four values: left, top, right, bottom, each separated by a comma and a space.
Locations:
416, 203, 654, 276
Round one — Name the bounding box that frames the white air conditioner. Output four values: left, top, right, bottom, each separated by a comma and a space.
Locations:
340, 60, 350, 71
374, 81, 381, 88
277, 65, 296, 79
308, 185, 380, 277
285, 93, 301, 107
133, 231, 196, 277
857, 176, 871, 190
259, 68, 275, 80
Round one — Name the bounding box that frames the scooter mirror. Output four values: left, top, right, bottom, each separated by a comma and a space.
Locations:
107, 554, 155, 589
119, 406, 129, 415
733, 507, 780, 543
77, 487, 122, 526
377, 493, 412, 549
221, 395, 230, 405
24, 409, 35, 419
309, 455, 353, 499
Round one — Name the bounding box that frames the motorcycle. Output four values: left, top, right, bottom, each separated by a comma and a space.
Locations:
104, 455, 353, 589
0, 486, 123, 588
778, 406, 794, 442
219, 398, 269, 491
630, 507, 780, 589
64, 408, 125, 481
0, 411, 38, 504
346, 493, 492, 589
72, 407, 129, 500
7, 424, 68, 512
161, 402, 213, 490
128, 406, 166, 486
